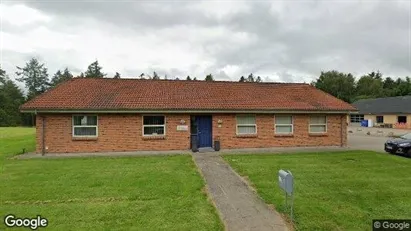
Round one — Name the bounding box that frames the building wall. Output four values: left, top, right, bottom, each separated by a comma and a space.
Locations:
36, 114, 190, 153
363, 114, 411, 126
213, 114, 346, 149
36, 113, 347, 154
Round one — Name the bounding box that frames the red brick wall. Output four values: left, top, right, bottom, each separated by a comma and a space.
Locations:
36, 113, 347, 153
212, 114, 347, 149
36, 114, 190, 153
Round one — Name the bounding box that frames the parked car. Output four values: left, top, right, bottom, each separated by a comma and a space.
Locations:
385, 133, 411, 157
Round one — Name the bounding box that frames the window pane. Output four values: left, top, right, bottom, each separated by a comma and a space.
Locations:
74, 127, 97, 136
144, 126, 165, 135
276, 125, 292, 133
238, 125, 256, 134
276, 116, 292, 125
73, 115, 97, 125
310, 116, 326, 124
310, 125, 326, 133
144, 116, 165, 125
237, 115, 256, 125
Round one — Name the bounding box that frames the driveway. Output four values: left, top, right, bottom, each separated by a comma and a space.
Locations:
347, 133, 387, 152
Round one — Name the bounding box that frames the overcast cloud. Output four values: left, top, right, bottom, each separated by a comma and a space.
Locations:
0, 0, 410, 85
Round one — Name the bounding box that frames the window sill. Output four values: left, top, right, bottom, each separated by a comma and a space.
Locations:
235, 134, 258, 138
142, 136, 166, 140
309, 133, 328, 137
72, 137, 98, 141
274, 134, 294, 137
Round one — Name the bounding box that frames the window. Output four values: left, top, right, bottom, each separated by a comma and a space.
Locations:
72, 115, 98, 137
350, 114, 364, 123
398, 116, 407, 123
143, 115, 165, 136
236, 115, 257, 135
275, 115, 293, 134
309, 115, 327, 133
376, 116, 384, 123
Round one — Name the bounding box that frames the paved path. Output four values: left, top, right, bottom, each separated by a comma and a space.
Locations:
193, 153, 288, 231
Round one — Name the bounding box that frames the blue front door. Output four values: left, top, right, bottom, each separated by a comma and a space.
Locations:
196, 116, 212, 148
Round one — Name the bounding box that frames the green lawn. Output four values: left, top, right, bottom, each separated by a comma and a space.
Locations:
0, 127, 36, 159
0, 127, 222, 230
223, 151, 411, 231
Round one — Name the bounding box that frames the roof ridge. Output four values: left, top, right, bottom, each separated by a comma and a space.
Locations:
71, 77, 309, 85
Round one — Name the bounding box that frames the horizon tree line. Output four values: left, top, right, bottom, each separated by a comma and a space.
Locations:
1, 57, 411, 126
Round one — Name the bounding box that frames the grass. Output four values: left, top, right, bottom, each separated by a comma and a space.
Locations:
223, 151, 411, 231
0, 127, 223, 230
0, 127, 36, 159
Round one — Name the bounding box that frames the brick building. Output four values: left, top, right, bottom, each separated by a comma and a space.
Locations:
20, 78, 356, 154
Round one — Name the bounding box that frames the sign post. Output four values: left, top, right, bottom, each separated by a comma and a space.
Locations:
278, 169, 294, 221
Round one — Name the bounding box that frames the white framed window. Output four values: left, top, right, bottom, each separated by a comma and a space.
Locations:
72, 115, 98, 137
143, 115, 165, 136
309, 115, 327, 133
275, 115, 293, 134
236, 115, 257, 135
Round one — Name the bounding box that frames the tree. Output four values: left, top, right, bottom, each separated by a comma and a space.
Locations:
205, 74, 214, 81
355, 72, 384, 100
84, 60, 106, 78
139, 73, 145, 79
114, 72, 121, 79
152, 71, 160, 80
193, 77, 197, 81
79, 72, 85, 78
16, 57, 50, 100
247, 73, 254, 82
312, 70, 356, 103
50, 68, 73, 87
186, 76, 192, 81
0, 67, 25, 126
239, 76, 246, 82
256, 76, 262, 83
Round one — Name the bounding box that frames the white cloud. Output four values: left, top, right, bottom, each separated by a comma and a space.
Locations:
0, 4, 51, 26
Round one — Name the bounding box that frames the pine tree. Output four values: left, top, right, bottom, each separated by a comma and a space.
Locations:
247, 73, 254, 82
114, 72, 121, 79
186, 76, 192, 81
50, 68, 73, 87
152, 71, 160, 80
16, 58, 50, 99
239, 76, 246, 82
84, 60, 106, 78
0, 67, 25, 126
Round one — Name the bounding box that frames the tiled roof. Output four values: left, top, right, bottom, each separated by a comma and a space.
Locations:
20, 78, 357, 112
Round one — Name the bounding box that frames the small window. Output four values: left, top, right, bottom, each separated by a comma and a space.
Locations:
309, 115, 327, 133
275, 115, 293, 134
376, 116, 384, 123
143, 115, 165, 136
236, 115, 257, 135
72, 115, 98, 137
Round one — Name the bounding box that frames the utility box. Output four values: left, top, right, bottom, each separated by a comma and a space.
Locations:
278, 170, 293, 195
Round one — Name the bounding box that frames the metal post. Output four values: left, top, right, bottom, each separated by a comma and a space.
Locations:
290, 193, 294, 221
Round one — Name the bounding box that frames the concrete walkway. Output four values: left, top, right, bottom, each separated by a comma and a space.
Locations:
193, 152, 289, 231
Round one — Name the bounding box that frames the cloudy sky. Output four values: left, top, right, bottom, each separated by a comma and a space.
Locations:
1, 0, 410, 85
